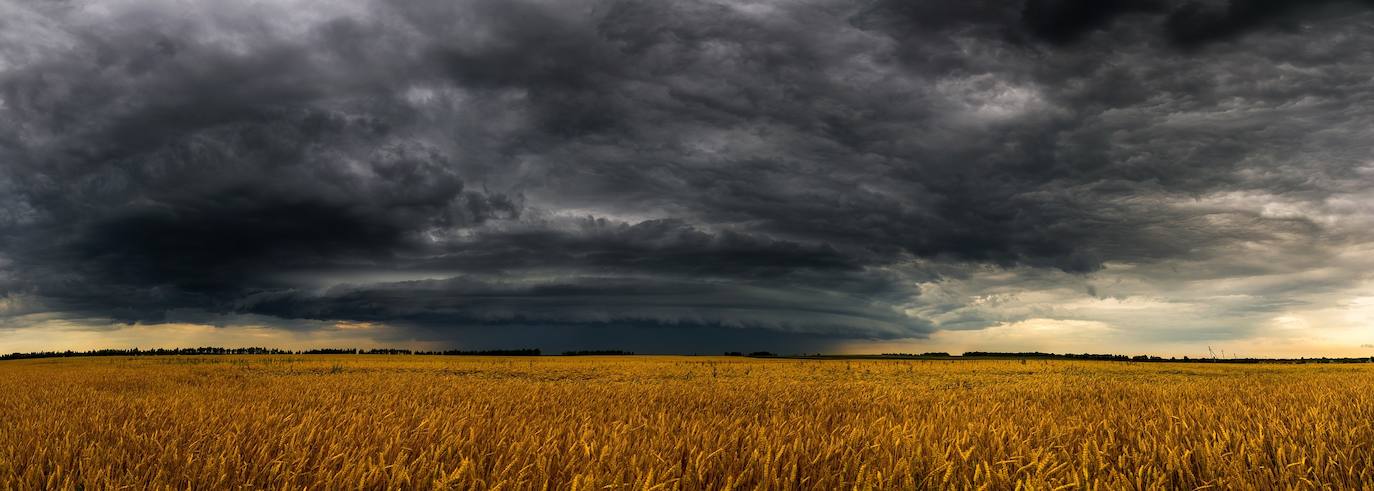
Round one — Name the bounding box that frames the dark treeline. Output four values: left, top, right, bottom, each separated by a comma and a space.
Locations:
362, 349, 412, 355
562, 350, 634, 356
963, 351, 1135, 361
4, 347, 1371, 363
1, 347, 541, 360
724, 351, 779, 357
0, 347, 294, 360
300, 348, 360, 355
295, 348, 429, 355
961, 351, 1374, 363
874, 351, 1374, 364
414, 349, 542, 356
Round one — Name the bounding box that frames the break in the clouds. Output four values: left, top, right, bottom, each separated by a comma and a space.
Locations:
2, 0, 1374, 355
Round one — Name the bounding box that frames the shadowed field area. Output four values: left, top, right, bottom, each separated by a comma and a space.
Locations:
2, 356, 1373, 489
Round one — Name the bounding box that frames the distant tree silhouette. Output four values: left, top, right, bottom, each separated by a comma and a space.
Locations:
562, 350, 634, 356
414, 349, 541, 356
2, 347, 1371, 364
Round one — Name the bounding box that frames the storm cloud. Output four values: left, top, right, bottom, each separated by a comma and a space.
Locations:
2, 0, 1373, 354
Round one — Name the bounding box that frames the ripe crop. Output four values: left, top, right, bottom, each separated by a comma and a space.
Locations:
2, 356, 1372, 489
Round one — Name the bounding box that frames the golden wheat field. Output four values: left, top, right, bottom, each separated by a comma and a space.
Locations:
2, 356, 1374, 490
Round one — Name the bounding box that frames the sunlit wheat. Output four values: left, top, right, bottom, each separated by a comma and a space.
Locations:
2, 356, 1372, 489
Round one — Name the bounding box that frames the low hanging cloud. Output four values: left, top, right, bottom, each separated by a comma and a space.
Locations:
2, 0, 1374, 353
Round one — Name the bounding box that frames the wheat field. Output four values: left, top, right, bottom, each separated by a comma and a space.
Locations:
2, 356, 1373, 490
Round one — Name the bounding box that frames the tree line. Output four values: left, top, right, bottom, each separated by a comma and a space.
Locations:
0, 347, 541, 360
4, 347, 1370, 363
562, 350, 635, 356
876, 351, 1374, 364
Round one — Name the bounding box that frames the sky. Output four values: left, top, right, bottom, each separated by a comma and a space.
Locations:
2, 0, 1373, 357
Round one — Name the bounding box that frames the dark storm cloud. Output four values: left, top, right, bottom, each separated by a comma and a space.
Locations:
1016, 0, 1374, 47
241, 275, 922, 338
1163, 0, 1374, 48
856, 0, 1374, 49
2, 0, 1373, 351
1021, 0, 1166, 45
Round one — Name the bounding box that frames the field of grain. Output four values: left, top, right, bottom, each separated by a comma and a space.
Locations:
2, 356, 1373, 489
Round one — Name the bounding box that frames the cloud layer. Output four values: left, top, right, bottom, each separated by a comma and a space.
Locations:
2, 0, 1373, 354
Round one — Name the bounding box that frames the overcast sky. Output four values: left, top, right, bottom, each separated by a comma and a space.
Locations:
2, 0, 1373, 356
